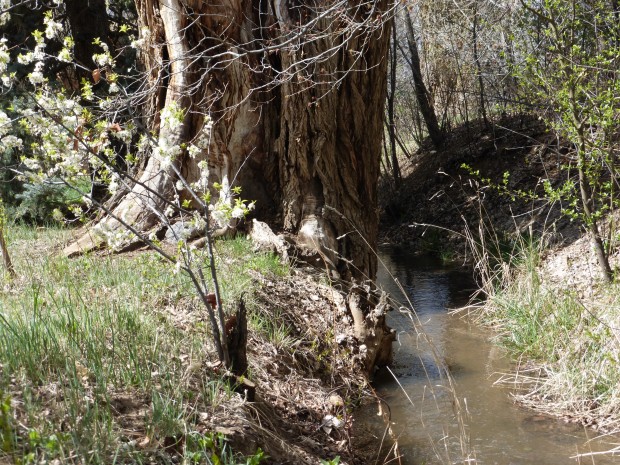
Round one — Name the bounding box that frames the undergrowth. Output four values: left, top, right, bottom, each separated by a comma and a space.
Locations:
0, 224, 278, 464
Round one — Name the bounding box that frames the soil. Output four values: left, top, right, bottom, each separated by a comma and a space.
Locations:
152, 267, 397, 464
379, 115, 582, 259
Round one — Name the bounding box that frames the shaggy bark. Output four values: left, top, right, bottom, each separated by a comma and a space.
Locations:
66, 0, 391, 282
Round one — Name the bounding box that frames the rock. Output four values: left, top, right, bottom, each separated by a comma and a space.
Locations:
249, 219, 290, 261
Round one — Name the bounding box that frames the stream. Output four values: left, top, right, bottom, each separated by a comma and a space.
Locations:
362, 245, 620, 465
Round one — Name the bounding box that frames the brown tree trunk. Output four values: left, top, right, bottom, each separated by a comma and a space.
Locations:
65, 0, 110, 75
0, 225, 15, 279
472, 3, 489, 128
66, 0, 391, 282
386, 18, 402, 185
403, 9, 444, 149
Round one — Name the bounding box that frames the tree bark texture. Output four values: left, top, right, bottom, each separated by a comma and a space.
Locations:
67, 0, 391, 281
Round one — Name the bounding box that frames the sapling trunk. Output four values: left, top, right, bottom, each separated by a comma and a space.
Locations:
577, 163, 613, 282
0, 225, 15, 279
0, 201, 15, 279
569, 83, 614, 283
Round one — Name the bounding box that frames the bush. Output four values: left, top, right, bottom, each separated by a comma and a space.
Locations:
14, 178, 90, 224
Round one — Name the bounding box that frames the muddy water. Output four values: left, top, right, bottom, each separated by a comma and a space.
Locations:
363, 245, 620, 465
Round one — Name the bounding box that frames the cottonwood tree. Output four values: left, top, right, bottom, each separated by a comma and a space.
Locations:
47, 0, 394, 282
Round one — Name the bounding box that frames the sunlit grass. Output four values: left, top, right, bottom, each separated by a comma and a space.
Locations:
0, 224, 282, 464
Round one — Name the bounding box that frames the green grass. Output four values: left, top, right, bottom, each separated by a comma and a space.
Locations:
479, 236, 620, 430
0, 224, 279, 464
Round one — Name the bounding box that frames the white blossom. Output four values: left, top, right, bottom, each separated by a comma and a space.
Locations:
33, 43, 46, 61
0, 135, 22, 152
44, 15, 63, 40
0, 111, 10, 137
93, 52, 113, 67
23, 158, 41, 170
130, 27, 151, 49
115, 129, 132, 145
160, 102, 184, 132
57, 48, 72, 63
231, 206, 245, 219
17, 52, 34, 65
59, 98, 76, 112
187, 144, 201, 158
209, 204, 228, 228
108, 173, 119, 194
0, 0, 9, 26
192, 160, 210, 191
192, 212, 206, 230
0, 38, 9, 75
130, 37, 145, 49
99, 98, 114, 111
28, 62, 45, 85
194, 118, 213, 149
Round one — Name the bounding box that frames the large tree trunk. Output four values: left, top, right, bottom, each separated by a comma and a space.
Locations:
66, 0, 390, 281
65, 0, 109, 75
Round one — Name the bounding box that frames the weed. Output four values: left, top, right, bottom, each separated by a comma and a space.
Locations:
320, 455, 340, 465
467, 213, 620, 432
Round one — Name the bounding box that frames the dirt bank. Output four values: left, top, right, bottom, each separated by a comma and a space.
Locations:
0, 226, 397, 465
379, 115, 581, 256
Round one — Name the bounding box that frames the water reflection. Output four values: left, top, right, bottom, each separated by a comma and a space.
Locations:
363, 245, 620, 465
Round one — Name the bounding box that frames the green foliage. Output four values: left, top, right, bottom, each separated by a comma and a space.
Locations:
14, 178, 90, 224
183, 432, 266, 465
516, 0, 620, 241
0, 395, 16, 454
0, 226, 285, 464
484, 241, 620, 414
320, 456, 340, 465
